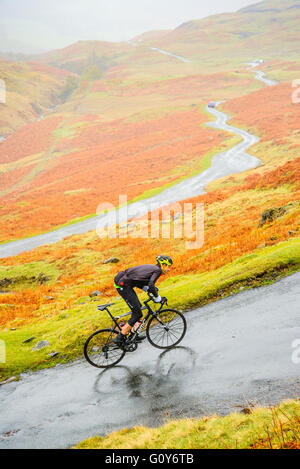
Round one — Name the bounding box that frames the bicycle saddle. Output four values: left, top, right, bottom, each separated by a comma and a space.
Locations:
97, 303, 114, 311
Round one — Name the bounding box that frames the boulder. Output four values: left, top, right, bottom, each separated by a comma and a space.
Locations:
37, 273, 50, 284
102, 257, 120, 264
258, 206, 287, 228
89, 290, 101, 297
22, 337, 36, 344
31, 340, 50, 352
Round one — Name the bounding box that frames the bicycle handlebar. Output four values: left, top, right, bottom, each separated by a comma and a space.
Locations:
145, 294, 168, 307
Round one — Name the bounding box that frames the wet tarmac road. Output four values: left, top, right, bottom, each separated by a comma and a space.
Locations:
246, 61, 278, 86
0, 272, 299, 449
149, 47, 191, 63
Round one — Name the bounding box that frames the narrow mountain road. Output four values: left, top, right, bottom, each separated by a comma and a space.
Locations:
149, 47, 191, 63
0, 272, 299, 449
246, 61, 278, 86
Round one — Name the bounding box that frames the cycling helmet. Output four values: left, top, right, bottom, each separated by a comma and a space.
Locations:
156, 255, 173, 267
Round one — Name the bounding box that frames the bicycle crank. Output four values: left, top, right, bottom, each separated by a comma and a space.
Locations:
124, 342, 138, 352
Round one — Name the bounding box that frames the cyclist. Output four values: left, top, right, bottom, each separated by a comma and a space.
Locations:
113, 255, 173, 346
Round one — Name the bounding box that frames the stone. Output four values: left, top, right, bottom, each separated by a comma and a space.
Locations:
288, 230, 297, 236
37, 273, 50, 284
240, 407, 252, 415
49, 352, 59, 358
89, 290, 101, 297
22, 337, 36, 344
102, 257, 119, 264
31, 340, 50, 352
0, 377, 17, 386
0, 429, 20, 437
258, 207, 287, 228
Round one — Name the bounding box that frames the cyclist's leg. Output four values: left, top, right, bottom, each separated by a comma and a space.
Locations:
114, 286, 142, 344
118, 286, 142, 326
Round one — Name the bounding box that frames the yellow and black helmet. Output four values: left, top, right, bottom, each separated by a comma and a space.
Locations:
156, 255, 173, 267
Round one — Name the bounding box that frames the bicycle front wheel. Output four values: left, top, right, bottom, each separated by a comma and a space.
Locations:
146, 309, 187, 349
84, 329, 126, 368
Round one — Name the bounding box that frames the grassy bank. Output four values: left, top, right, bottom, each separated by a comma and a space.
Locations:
74, 399, 300, 449
0, 236, 299, 382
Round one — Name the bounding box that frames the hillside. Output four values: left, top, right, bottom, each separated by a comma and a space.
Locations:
31, 1, 300, 79
0, 64, 298, 242
0, 0, 298, 243
0, 60, 73, 135
147, 0, 300, 68
34, 40, 133, 75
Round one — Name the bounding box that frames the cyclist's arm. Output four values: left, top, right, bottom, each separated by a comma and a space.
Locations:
148, 271, 161, 297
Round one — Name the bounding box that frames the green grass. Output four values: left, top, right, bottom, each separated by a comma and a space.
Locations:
0, 236, 299, 382
74, 399, 300, 449
0, 261, 60, 288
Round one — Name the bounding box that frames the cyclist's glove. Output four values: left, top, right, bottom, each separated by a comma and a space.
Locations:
153, 295, 162, 303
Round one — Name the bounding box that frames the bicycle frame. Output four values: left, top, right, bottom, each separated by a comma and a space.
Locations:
103, 297, 166, 334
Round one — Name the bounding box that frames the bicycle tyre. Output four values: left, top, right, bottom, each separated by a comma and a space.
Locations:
146, 309, 187, 349
84, 328, 126, 368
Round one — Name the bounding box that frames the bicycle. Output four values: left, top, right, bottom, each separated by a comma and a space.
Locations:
83, 295, 187, 368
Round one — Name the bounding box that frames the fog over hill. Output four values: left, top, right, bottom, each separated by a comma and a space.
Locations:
1, 0, 260, 54
23, 0, 298, 75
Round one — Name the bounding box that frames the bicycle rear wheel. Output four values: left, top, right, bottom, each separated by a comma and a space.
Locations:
84, 328, 126, 368
146, 309, 187, 349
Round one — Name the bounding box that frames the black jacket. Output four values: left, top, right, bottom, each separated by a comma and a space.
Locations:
114, 264, 162, 297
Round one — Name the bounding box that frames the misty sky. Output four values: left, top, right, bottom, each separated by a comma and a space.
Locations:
1, 0, 259, 53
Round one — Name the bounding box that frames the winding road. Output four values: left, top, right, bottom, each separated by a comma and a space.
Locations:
149, 47, 191, 63
0, 272, 299, 449
0, 80, 263, 258
246, 61, 278, 86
